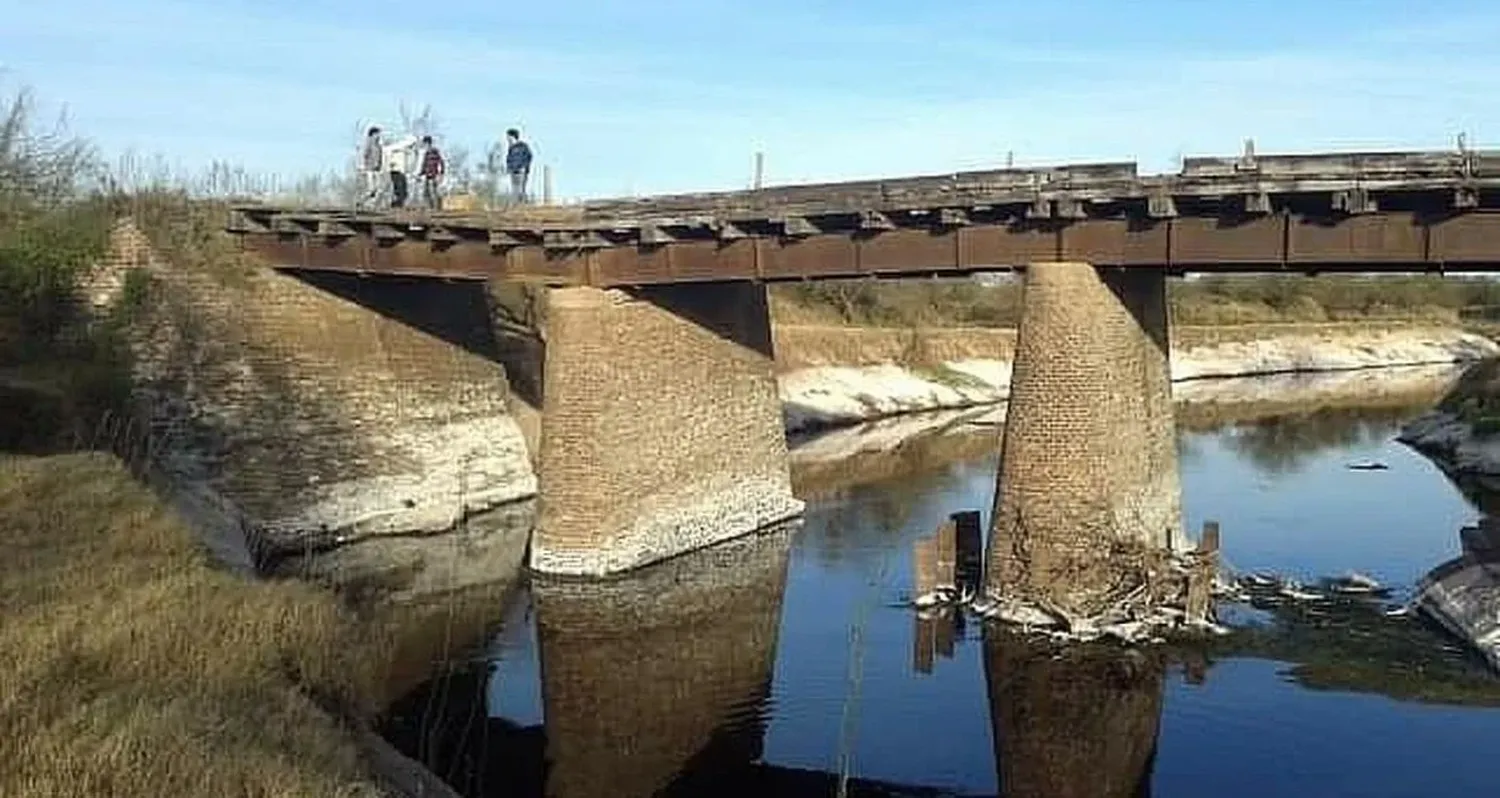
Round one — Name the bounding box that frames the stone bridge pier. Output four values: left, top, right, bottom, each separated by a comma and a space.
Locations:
986, 262, 1183, 615
524, 281, 804, 576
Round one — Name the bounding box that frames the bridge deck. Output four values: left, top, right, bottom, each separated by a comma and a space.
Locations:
226, 149, 1500, 285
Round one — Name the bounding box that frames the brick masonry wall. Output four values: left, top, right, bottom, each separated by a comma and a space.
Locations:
532, 523, 793, 798
986, 262, 1183, 614
89, 221, 536, 562
530, 281, 805, 575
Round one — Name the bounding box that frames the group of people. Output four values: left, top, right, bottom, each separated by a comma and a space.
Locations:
357, 126, 534, 211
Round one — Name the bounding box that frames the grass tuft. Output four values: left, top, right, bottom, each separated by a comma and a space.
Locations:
0, 453, 389, 798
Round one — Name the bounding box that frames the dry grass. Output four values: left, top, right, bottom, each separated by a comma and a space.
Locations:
773, 324, 1016, 370
0, 452, 392, 798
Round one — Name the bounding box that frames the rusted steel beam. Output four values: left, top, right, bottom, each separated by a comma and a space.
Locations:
237, 208, 1500, 283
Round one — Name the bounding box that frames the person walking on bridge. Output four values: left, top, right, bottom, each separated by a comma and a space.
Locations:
357, 126, 384, 209
418, 135, 446, 211
382, 132, 420, 208
504, 128, 533, 204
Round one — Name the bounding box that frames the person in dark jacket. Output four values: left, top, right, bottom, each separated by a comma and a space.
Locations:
358, 126, 383, 209
504, 128, 533, 204
418, 135, 446, 210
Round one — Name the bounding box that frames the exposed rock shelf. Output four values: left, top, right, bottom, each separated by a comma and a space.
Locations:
783, 326, 1499, 433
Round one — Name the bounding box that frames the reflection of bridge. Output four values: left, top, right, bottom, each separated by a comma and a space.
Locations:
218, 149, 1500, 611
382, 525, 1164, 798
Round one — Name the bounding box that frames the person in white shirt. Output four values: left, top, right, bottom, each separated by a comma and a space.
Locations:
382, 133, 420, 208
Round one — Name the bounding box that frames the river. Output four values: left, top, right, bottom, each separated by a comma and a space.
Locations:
379, 366, 1500, 798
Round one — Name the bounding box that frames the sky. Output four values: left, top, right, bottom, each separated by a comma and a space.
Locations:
2, 0, 1497, 200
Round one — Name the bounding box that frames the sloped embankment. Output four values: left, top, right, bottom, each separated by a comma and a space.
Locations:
81, 219, 536, 589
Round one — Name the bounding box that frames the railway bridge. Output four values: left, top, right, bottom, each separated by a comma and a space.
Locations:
226, 147, 1500, 610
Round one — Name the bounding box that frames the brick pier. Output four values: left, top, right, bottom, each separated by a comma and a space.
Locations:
986, 262, 1183, 614
529, 281, 805, 576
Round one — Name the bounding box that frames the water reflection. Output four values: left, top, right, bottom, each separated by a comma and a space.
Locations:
385, 523, 794, 797
1212, 404, 1423, 475
383, 366, 1500, 797
533, 523, 792, 798
985, 633, 1163, 798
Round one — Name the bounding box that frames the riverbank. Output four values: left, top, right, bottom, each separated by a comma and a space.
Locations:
0, 453, 390, 797
779, 324, 1499, 433
3, 362, 1481, 798
0, 452, 510, 798
1398, 359, 1500, 494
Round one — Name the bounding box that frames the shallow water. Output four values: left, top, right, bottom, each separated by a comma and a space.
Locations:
383, 391, 1500, 798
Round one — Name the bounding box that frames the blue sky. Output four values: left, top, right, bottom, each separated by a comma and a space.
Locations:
2, 0, 1496, 200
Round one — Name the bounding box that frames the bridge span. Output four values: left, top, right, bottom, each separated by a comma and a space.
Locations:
229, 148, 1500, 283
221, 148, 1500, 613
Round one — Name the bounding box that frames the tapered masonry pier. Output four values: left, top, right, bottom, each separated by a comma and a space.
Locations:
529, 281, 805, 576
986, 262, 1183, 616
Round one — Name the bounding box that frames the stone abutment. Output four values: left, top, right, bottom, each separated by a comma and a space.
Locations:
91, 222, 536, 584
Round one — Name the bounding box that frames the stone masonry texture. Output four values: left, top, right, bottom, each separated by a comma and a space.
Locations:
986, 262, 1183, 615
529, 281, 805, 576
532, 523, 794, 798
89, 221, 537, 562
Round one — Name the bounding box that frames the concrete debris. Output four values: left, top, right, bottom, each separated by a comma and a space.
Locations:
957, 587, 1227, 646
908, 584, 973, 610
1277, 581, 1325, 602
927, 561, 1412, 647
1330, 571, 1384, 595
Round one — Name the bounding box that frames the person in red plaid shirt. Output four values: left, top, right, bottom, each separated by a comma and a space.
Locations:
418, 135, 446, 211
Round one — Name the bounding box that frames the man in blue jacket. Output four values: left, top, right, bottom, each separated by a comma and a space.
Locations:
504, 128, 533, 204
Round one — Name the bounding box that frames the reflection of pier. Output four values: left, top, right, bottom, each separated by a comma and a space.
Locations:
985, 631, 1163, 798
532, 522, 795, 798
384, 518, 1178, 797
